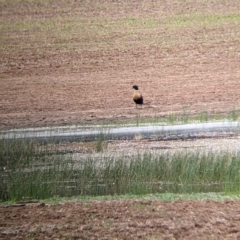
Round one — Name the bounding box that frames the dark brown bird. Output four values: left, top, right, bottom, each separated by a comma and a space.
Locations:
132, 85, 143, 108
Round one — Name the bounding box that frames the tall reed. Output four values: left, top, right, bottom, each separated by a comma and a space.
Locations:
1, 137, 240, 202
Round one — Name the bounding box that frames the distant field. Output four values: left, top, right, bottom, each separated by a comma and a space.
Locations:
1, 0, 240, 129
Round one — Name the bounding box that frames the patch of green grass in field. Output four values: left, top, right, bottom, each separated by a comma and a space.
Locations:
166, 12, 240, 28
2, 192, 239, 206
128, 108, 239, 126
197, 111, 209, 122
228, 108, 239, 121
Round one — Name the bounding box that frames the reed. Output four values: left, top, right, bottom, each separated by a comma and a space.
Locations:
1, 137, 240, 202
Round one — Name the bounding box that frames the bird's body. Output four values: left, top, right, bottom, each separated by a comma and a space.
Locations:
132, 85, 143, 108
133, 91, 143, 104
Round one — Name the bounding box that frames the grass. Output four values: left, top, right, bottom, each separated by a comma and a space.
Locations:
2, 192, 240, 206
132, 108, 239, 126
2, 135, 240, 202
166, 12, 240, 28
228, 108, 239, 121
95, 133, 105, 152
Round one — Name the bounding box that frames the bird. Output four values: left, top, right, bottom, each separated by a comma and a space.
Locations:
132, 85, 143, 108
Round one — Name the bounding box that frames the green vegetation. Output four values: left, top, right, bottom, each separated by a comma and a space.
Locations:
95, 133, 106, 152
132, 108, 239, 126
166, 13, 240, 28
229, 108, 239, 121
1, 136, 240, 202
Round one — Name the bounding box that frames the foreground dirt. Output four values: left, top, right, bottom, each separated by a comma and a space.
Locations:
1, 199, 240, 240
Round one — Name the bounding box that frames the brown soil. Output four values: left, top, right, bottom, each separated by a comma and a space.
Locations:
1, 1, 240, 238
1, 0, 240, 129
1, 199, 240, 240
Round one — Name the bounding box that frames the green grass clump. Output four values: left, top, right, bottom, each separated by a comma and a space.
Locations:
95, 133, 106, 152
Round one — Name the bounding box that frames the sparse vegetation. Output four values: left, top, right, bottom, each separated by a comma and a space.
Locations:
229, 107, 239, 121
95, 133, 106, 152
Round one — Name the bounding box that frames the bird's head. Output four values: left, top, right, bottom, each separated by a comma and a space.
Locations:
132, 85, 139, 90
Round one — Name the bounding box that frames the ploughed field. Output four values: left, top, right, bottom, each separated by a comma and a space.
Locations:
1, 0, 240, 239
1, 0, 240, 129
2, 199, 240, 240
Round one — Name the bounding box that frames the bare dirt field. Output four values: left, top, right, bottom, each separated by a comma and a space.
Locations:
2, 199, 240, 240
1, 0, 240, 129
1, 0, 240, 239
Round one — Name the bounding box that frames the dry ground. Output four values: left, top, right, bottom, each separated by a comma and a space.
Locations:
2, 199, 240, 240
1, 0, 240, 239
1, 0, 240, 129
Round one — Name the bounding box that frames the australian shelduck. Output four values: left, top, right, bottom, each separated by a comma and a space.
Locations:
132, 85, 143, 108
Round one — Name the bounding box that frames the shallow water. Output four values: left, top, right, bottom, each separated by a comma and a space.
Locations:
1, 121, 240, 143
